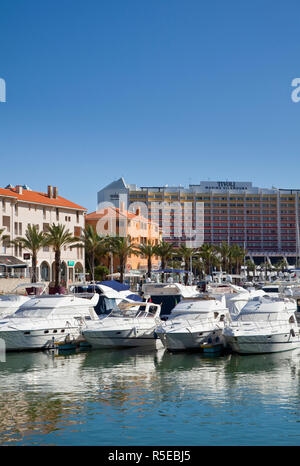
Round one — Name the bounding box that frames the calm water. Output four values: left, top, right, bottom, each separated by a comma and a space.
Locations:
0, 346, 300, 446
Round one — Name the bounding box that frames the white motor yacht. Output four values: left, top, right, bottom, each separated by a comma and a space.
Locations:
0, 293, 99, 351
223, 295, 300, 354
156, 296, 231, 352
0, 282, 47, 319
81, 301, 163, 349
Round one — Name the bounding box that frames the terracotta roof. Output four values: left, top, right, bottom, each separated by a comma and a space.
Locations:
0, 187, 87, 211
86, 207, 139, 221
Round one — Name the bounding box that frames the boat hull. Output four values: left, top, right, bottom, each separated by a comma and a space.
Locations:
0, 327, 82, 351
157, 329, 223, 352
224, 333, 300, 354
82, 328, 163, 349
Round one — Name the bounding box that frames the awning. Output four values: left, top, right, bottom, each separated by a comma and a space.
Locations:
0, 256, 28, 268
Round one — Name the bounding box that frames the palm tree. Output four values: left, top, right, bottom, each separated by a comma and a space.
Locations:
11, 225, 47, 283
44, 223, 80, 292
109, 236, 139, 283
77, 225, 108, 282
229, 244, 247, 274
136, 241, 158, 278
177, 244, 199, 285
198, 243, 218, 276
215, 241, 231, 273
0, 228, 10, 252
155, 241, 177, 282
245, 259, 256, 281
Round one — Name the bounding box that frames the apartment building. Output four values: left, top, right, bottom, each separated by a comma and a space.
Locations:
85, 204, 162, 273
0, 184, 86, 281
98, 178, 300, 264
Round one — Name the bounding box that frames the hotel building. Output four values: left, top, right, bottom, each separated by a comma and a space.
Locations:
0, 184, 86, 281
98, 178, 300, 264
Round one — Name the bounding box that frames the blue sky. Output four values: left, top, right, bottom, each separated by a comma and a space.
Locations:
1, 0, 300, 212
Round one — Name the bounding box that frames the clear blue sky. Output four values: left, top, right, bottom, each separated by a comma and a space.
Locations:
1, 0, 300, 212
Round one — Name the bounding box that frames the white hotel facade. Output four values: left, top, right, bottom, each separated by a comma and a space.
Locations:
0, 184, 86, 282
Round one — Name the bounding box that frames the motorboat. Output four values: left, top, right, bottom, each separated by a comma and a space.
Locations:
155, 295, 231, 352
70, 280, 142, 317
223, 295, 300, 354
226, 289, 266, 317
0, 293, 100, 351
141, 282, 200, 318
81, 301, 163, 350
0, 282, 47, 319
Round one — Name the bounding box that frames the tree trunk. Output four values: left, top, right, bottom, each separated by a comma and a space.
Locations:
147, 257, 152, 278
184, 259, 188, 285
120, 256, 124, 283
161, 258, 165, 282
31, 253, 37, 283
54, 249, 60, 290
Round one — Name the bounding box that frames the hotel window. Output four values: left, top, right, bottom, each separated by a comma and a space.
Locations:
14, 204, 18, 216
76, 211, 79, 223
56, 208, 59, 221
2, 200, 5, 212
43, 208, 46, 219
19, 223, 22, 235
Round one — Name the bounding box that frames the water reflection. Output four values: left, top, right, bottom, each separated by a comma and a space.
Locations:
0, 347, 300, 445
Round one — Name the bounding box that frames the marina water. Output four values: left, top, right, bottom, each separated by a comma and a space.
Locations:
1, 346, 300, 446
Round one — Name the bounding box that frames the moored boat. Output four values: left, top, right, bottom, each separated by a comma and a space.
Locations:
223, 295, 300, 354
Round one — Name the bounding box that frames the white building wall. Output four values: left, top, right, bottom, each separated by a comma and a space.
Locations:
0, 196, 85, 283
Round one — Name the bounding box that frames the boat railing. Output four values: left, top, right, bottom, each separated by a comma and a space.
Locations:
229, 318, 295, 331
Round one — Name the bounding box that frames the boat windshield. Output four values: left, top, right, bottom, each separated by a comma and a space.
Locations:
109, 304, 157, 318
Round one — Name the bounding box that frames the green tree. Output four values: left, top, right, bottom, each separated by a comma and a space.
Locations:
44, 223, 80, 291
136, 241, 158, 278
229, 244, 247, 274
245, 259, 256, 281
94, 265, 109, 281
215, 241, 231, 273
109, 236, 139, 283
77, 225, 108, 282
199, 243, 219, 275
11, 225, 47, 283
155, 241, 177, 282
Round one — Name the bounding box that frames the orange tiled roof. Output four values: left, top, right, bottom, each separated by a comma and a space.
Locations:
0, 187, 87, 211
86, 207, 139, 221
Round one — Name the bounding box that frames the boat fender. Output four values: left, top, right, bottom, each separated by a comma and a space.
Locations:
290, 328, 295, 337
153, 331, 158, 339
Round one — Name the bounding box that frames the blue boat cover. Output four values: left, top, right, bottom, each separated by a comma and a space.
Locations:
96, 280, 130, 291
126, 293, 143, 302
